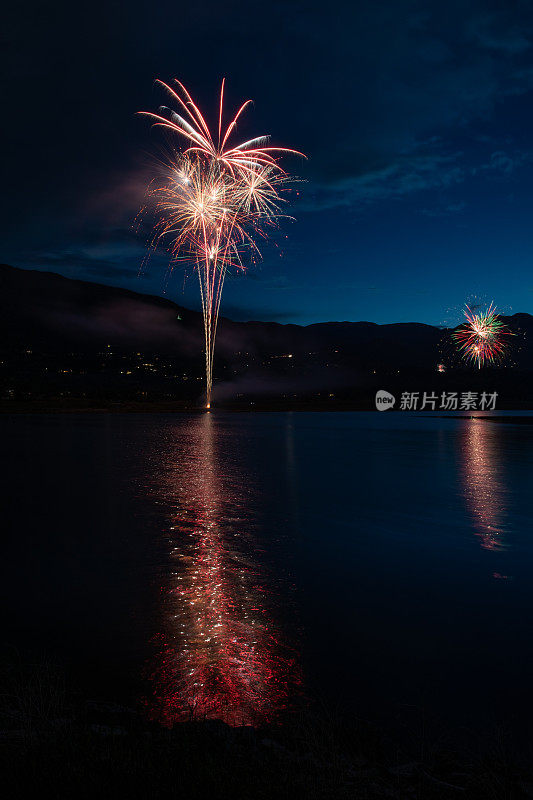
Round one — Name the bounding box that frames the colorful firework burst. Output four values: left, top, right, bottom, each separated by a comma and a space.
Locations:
139, 79, 303, 407
453, 303, 513, 368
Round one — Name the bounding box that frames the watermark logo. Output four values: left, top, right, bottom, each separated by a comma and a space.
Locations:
399, 391, 497, 411
375, 390, 498, 411
375, 390, 396, 410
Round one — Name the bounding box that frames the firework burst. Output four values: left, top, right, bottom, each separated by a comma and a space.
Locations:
139, 79, 303, 407
453, 303, 513, 368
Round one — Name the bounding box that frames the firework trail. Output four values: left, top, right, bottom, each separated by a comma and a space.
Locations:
140, 79, 303, 407
453, 303, 513, 368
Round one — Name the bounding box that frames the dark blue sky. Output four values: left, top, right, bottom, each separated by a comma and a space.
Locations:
3, 0, 533, 325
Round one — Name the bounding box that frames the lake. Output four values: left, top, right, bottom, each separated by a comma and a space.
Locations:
3, 411, 533, 737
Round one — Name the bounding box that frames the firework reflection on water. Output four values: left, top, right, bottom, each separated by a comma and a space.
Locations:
460, 419, 509, 552
144, 414, 301, 726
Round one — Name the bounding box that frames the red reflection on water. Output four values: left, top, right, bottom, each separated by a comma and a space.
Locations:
145, 414, 300, 726
461, 420, 507, 551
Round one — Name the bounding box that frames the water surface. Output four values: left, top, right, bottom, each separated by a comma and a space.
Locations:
3, 411, 533, 734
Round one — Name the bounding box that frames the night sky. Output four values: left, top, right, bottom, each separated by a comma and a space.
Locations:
3, 0, 533, 325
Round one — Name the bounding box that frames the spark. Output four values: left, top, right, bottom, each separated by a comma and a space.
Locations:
139, 79, 304, 407
453, 303, 513, 368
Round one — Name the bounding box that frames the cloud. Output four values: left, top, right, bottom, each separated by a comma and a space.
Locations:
39, 296, 204, 355
217, 303, 300, 323
300, 153, 465, 211
300, 142, 532, 213
468, 12, 531, 55
472, 150, 531, 176
238, 273, 292, 290
25, 250, 138, 278
420, 201, 467, 218
21, 246, 146, 282
287, 2, 533, 211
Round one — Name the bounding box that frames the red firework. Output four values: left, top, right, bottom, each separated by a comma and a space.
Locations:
139, 79, 304, 407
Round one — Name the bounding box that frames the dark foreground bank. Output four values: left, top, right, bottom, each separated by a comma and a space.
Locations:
2, 656, 532, 800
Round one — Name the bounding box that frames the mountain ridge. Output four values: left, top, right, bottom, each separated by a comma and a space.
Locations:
6, 262, 529, 331
1, 263, 532, 407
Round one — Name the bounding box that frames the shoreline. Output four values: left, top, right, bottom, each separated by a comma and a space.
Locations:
2, 654, 530, 800
2, 401, 533, 416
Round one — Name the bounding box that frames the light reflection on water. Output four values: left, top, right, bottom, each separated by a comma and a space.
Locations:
144, 413, 300, 726
4, 411, 533, 733
460, 419, 508, 552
